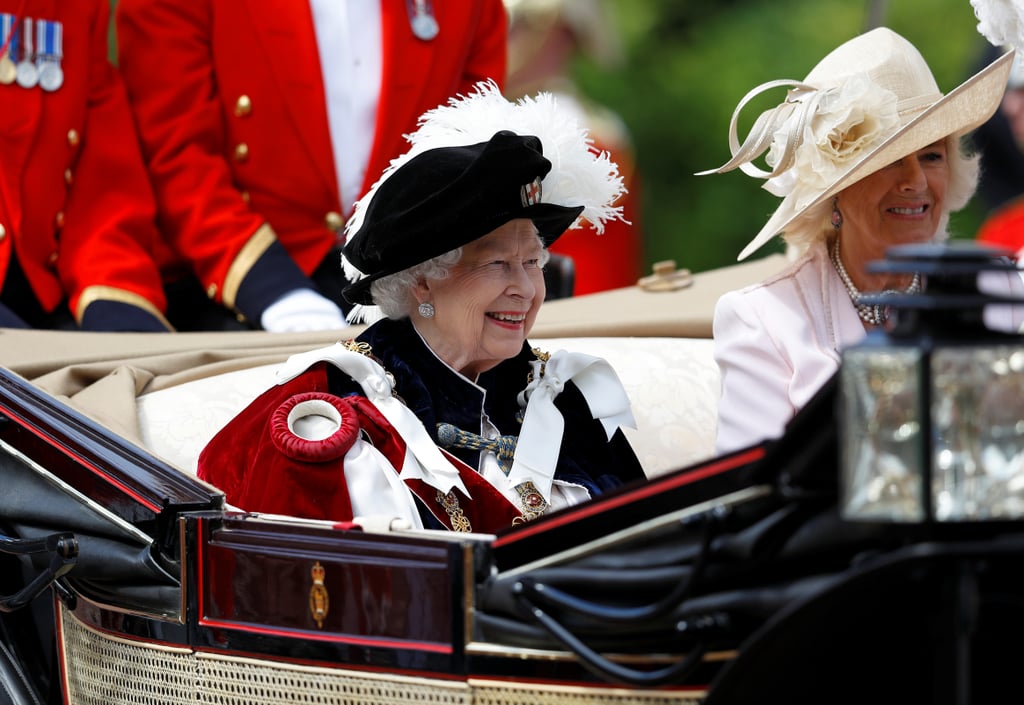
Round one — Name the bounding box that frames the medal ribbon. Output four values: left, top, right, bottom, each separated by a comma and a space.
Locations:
36, 18, 60, 62
0, 1, 27, 59
20, 17, 31, 62
0, 14, 15, 58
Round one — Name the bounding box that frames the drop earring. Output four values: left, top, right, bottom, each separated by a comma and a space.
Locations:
418, 301, 435, 318
831, 197, 843, 230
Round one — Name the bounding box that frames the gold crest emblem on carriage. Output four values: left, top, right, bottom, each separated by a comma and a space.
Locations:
308, 561, 329, 628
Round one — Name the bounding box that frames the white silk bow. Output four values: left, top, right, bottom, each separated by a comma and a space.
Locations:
509, 350, 636, 502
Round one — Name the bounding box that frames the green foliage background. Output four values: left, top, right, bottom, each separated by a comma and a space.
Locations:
108, 0, 1000, 276
573, 0, 999, 274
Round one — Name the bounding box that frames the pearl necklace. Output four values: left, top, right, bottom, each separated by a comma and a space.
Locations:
829, 237, 921, 327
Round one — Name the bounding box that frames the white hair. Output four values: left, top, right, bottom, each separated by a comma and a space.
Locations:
353, 233, 552, 324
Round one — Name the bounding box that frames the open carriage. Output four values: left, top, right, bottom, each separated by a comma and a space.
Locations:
3, 252, 1024, 705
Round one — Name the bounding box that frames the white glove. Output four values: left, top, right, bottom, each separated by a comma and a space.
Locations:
260, 289, 350, 332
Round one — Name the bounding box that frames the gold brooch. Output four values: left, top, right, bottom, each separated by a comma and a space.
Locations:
511, 481, 549, 525
342, 339, 399, 396
342, 340, 373, 356
436, 490, 472, 532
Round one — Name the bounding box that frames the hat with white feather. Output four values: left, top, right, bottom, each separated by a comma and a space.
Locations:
340, 80, 625, 308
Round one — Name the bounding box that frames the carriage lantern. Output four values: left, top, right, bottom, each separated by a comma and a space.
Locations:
839, 242, 1024, 522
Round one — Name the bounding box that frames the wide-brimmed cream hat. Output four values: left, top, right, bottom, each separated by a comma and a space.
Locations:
699, 27, 1014, 260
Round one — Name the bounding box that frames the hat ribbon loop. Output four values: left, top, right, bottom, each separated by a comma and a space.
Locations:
696, 79, 820, 180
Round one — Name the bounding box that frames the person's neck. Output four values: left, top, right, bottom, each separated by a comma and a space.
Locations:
833, 234, 916, 292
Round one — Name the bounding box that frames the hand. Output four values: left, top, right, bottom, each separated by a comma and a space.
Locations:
260, 289, 349, 332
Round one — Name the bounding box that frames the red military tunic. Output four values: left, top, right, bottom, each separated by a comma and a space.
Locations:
116, 0, 507, 322
977, 197, 1024, 260
0, 0, 168, 327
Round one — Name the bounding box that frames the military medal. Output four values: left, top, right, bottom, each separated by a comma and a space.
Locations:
0, 13, 18, 85
0, 53, 13, 84
15, 17, 37, 89
36, 18, 63, 92
406, 0, 438, 41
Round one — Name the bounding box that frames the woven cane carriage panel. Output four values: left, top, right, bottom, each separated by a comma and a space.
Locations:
59, 603, 196, 705
59, 604, 703, 704
469, 681, 704, 705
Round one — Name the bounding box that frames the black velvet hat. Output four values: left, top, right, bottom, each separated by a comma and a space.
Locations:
341, 130, 585, 306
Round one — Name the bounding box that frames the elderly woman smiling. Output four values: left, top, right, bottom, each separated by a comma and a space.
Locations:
198, 83, 645, 533
701, 28, 1020, 455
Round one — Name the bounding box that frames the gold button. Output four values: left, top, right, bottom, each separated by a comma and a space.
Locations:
233, 143, 249, 162
240, 190, 250, 204
48, 251, 58, 265
0, 224, 6, 240
234, 94, 252, 117
54, 211, 65, 229
67, 129, 80, 147
64, 168, 73, 185
206, 283, 218, 298
324, 211, 344, 232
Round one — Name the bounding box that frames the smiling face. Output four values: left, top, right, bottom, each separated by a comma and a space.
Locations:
412, 219, 546, 379
836, 140, 950, 272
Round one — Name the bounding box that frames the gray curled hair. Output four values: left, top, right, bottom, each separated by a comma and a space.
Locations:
783, 134, 981, 257
370, 249, 462, 319
368, 233, 552, 320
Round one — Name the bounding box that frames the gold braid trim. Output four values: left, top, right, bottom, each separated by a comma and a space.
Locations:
75, 286, 173, 330
222, 223, 277, 308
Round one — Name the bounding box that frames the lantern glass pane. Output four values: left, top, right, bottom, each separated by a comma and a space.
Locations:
931, 346, 1024, 520
840, 347, 924, 522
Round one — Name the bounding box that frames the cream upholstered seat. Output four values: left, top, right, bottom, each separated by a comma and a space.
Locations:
135, 337, 721, 478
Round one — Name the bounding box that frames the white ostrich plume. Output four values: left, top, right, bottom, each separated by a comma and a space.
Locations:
971, 0, 1024, 48
341, 81, 628, 325
343, 80, 626, 249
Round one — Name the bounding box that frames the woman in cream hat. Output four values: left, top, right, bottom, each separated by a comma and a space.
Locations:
702, 27, 1018, 455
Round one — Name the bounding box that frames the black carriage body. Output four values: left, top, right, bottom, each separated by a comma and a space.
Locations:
0, 367, 734, 703
5, 364, 1024, 705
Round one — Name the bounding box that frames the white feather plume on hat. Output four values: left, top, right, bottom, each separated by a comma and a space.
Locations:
340, 80, 627, 324
971, 0, 1024, 49
342, 80, 626, 282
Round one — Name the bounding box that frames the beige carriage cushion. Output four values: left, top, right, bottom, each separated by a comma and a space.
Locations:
135, 337, 720, 478
541, 337, 719, 476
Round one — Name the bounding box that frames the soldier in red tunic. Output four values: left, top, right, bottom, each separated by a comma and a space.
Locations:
0, 2, 170, 331
116, 0, 507, 331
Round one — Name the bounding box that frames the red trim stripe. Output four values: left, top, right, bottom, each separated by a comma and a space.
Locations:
0, 403, 162, 513
493, 446, 765, 547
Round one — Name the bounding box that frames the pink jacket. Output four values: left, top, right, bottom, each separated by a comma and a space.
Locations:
712, 242, 1024, 455
713, 243, 861, 455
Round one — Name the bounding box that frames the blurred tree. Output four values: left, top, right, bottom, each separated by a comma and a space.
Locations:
572, 0, 993, 274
